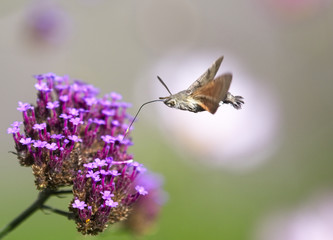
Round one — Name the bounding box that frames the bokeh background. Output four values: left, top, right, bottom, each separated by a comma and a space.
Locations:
1, 0, 333, 239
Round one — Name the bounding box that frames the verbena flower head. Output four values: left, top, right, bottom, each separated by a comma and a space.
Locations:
8, 73, 150, 234
124, 172, 168, 235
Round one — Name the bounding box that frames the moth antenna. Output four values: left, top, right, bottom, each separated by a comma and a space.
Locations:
157, 76, 173, 95
123, 99, 164, 139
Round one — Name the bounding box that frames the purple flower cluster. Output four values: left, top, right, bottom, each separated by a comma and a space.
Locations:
70, 157, 148, 234
8, 73, 150, 234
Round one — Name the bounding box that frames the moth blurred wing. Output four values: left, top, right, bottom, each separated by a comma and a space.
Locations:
187, 56, 224, 92
191, 74, 232, 114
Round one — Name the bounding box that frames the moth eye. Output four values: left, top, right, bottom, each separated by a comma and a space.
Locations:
167, 100, 175, 107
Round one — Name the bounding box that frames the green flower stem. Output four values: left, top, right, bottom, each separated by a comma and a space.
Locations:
42, 205, 73, 219
0, 189, 67, 239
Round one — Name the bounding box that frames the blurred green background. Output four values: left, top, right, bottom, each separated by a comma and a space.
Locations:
1, 1, 333, 239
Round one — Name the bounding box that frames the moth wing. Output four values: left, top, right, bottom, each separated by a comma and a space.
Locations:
191, 74, 232, 114
187, 56, 224, 92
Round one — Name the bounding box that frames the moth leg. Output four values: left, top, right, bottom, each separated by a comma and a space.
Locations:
223, 92, 244, 109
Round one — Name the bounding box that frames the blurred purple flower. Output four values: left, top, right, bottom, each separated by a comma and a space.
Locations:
24, 1, 72, 46
105, 199, 118, 208
124, 172, 168, 236
135, 185, 148, 196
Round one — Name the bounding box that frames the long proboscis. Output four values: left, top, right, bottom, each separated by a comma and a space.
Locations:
123, 99, 164, 139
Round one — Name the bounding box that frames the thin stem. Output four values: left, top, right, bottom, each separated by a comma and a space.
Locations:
0, 189, 52, 239
42, 205, 74, 220
50, 189, 72, 195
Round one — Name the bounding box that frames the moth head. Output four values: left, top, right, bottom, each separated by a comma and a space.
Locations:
163, 98, 177, 108
158, 96, 174, 108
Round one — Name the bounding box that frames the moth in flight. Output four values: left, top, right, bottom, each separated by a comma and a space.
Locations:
158, 56, 244, 114
123, 56, 244, 138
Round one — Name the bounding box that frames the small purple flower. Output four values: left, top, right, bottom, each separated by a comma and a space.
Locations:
11, 121, 23, 127
105, 157, 113, 164
93, 118, 105, 125
35, 82, 50, 92
20, 138, 33, 145
94, 158, 107, 167
102, 109, 115, 117
101, 135, 115, 144
86, 170, 100, 182
51, 134, 64, 139
130, 162, 147, 173
46, 101, 59, 109
99, 169, 109, 176
69, 117, 83, 126
67, 108, 79, 116
54, 75, 65, 82
109, 170, 121, 177
101, 191, 114, 200
46, 142, 58, 150
84, 97, 97, 106
135, 186, 148, 196
111, 120, 120, 126
34, 74, 44, 81
68, 135, 82, 143
78, 108, 88, 114
85, 84, 99, 95
83, 162, 96, 169
100, 99, 112, 107
111, 102, 120, 108
72, 199, 87, 210
59, 95, 69, 102
59, 113, 71, 119
56, 85, 68, 92
33, 123, 46, 130
17, 102, 33, 112
43, 72, 56, 79
33, 140, 47, 148
70, 83, 81, 92
119, 102, 132, 109
92, 173, 101, 182
7, 127, 20, 134
121, 138, 134, 147
86, 170, 96, 178
92, 175, 101, 182
105, 199, 118, 208
110, 92, 122, 100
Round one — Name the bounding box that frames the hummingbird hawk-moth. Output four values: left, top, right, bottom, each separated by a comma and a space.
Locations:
123, 56, 244, 139
158, 56, 244, 114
